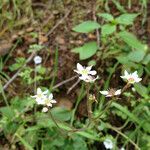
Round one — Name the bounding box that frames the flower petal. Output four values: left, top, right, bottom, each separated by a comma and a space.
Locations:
86, 66, 92, 71
115, 89, 121, 95
124, 70, 129, 76
50, 99, 57, 103
49, 93, 53, 100
135, 77, 142, 83
77, 63, 84, 71
42, 107, 48, 112
132, 71, 138, 77
89, 70, 97, 75
37, 88, 42, 94
43, 90, 49, 95
100, 90, 109, 95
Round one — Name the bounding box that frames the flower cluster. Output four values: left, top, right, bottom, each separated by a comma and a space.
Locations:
31, 88, 56, 112
100, 70, 142, 97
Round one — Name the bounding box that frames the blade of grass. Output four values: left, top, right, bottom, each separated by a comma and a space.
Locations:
70, 83, 85, 125
15, 133, 34, 150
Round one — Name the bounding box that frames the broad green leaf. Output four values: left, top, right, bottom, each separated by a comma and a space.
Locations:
72, 21, 100, 33
101, 24, 116, 36
142, 54, 150, 65
0, 107, 15, 120
72, 42, 98, 60
118, 31, 147, 51
97, 13, 114, 21
51, 107, 71, 121
116, 13, 138, 25
134, 83, 149, 98
127, 49, 146, 62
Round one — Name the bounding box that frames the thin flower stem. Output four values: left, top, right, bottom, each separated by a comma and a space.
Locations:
0, 79, 9, 106
34, 64, 37, 94
95, 99, 114, 120
34, 64, 37, 114
86, 83, 92, 122
121, 83, 131, 93
49, 110, 66, 136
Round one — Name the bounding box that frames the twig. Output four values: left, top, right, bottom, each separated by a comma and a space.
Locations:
3, 52, 36, 90
46, 7, 73, 37
67, 79, 80, 94
52, 75, 78, 90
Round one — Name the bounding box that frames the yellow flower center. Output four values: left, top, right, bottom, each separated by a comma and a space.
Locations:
128, 77, 135, 83
44, 99, 50, 105
81, 69, 88, 75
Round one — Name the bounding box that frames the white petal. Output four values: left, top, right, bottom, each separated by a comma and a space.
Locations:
135, 77, 142, 83
124, 70, 129, 76
31, 95, 37, 98
120, 75, 126, 79
37, 88, 42, 94
74, 69, 80, 74
79, 75, 87, 80
50, 99, 57, 103
106, 94, 113, 97
86, 66, 92, 71
43, 90, 48, 95
77, 63, 84, 71
49, 93, 53, 100
47, 103, 52, 107
100, 91, 109, 95
115, 89, 121, 95
132, 71, 138, 77
42, 107, 48, 112
89, 70, 97, 75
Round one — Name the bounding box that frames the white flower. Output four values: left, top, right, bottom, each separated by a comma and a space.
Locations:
31, 88, 48, 105
34, 56, 42, 65
74, 63, 98, 82
43, 93, 57, 107
100, 89, 121, 97
120, 148, 125, 150
42, 107, 49, 112
120, 70, 142, 84
31, 88, 57, 112
103, 139, 113, 149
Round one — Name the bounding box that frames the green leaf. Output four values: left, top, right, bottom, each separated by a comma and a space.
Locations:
101, 24, 116, 36
72, 21, 100, 33
142, 54, 150, 65
118, 31, 147, 51
111, 102, 140, 124
15, 133, 34, 150
72, 42, 98, 60
97, 13, 114, 21
51, 107, 71, 121
0, 107, 15, 120
127, 50, 146, 62
116, 13, 138, 25
134, 83, 149, 98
